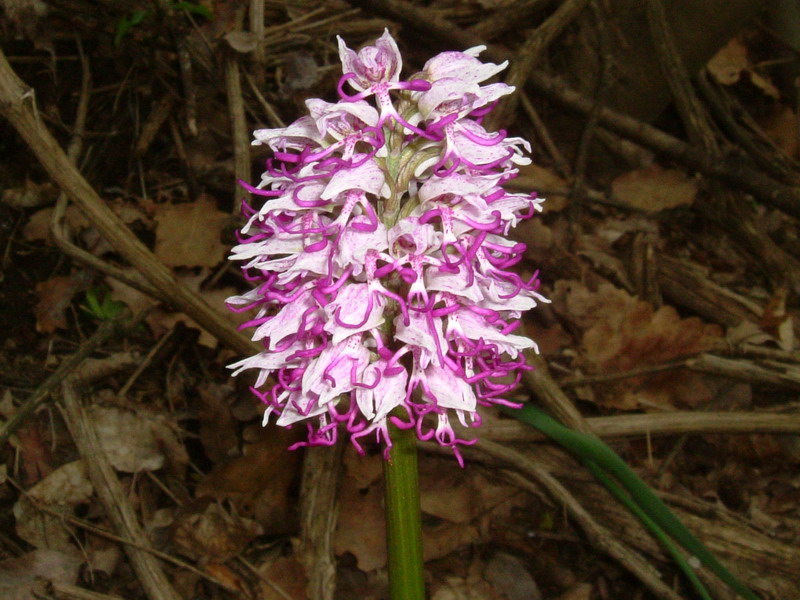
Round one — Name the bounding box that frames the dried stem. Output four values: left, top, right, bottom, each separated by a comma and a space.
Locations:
61, 380, 183, 600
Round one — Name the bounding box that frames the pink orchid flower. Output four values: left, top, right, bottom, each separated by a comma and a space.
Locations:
227, 30, 548, 464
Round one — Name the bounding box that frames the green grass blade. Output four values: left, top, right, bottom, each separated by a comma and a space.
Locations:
583, 458, 712, 600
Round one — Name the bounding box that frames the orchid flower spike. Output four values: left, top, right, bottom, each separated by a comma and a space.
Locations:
227, 30, 548, 466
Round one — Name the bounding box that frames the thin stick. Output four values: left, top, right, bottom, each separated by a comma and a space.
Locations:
52, 582, 125, 600
244, 70, 285, 128
249, 0, 266, 83
0, 47, 256, 357
478, 410, 800, 443
118, 328, 175, 397
10, 478, 234, 591
297, 443, 345, 600
488, 0, 590, 129
0, 318, 121, 446
178, 41, 197, 137
61, 380, 182, 600
477, 439, 683, 600
225, 53, 250, 214
48, 40, 162, 300
519, 91, 570, 177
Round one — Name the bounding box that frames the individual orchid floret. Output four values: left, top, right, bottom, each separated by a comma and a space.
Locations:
337, 29, 402, 91
337, 29, 433, 136
227, 29, 549, 465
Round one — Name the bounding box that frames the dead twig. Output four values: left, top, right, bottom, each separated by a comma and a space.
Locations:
646, 0, 800, 294
0, 47, 256, 356
0, 317, 122, 446
224, 53, 251, 214
569, 0, 612, 212
177, 41, 198, 137
468, 0, 554, 40
60, 379, 183, 600
475, 439, 684, 600
657, 255, 762, 329
135, 94, 175, 158
10, 477, 237, 593
479, 410, 800, 443
519, 91, 571, 177
244, 69, 285, 128
487, 0, 590, 130
297, 443, 345, 600
51, 582, 125, 600
525, 66, 800, 221
686, 354, 800, 391
47, 48, 164, 301
249, 0, 266, 84
522, 349, 592, 433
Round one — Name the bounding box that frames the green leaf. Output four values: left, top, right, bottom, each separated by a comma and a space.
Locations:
170, 2, 213, 18
81, 287, 126, 321
504, 404, 760, 600
114, 10, 150, 47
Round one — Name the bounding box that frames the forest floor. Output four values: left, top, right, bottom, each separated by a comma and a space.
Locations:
1, 1, 799, 599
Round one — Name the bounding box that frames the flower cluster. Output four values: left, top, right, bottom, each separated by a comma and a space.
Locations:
227, 30, 547, 465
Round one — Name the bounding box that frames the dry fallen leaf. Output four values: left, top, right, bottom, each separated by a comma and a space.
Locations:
153, 194, 229, 268
107, 267, 245, 348
26, 459, 93, 505
2, 180, 58, 208
707, 37, 780, 98
197, 383, 239, 463
554, 583, 593, 600
33, 271, 93, 333
483, 552, 542, 600
432, 557, 504, 600
611, 165, 697, 212
553, 281, 724, 409
195, 427, 301, 534
259, 556, 307, 600
224, 31, 258, 53
89, 406, 168, 473
333, 449, 387, 571
14, 420, 53, 487
335, 450, 509, 571
0, 549, 82, 600
760, 287, 794, 352
758, 106, 799, 160
13, 461, 93, 551
707, 37, 750, 85
171, 498, 262, 563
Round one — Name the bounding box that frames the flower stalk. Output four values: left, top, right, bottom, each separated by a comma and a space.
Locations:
383, 423, 425, 600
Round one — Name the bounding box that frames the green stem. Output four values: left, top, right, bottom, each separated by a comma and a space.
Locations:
384, 424, 425, 600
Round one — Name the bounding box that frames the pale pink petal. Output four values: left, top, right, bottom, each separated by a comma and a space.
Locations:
301, 334, 371, 405
355, 360, 408, 420
335, 219, 388, 275
422, 49, 508, 84
424, 363, 477, 411
252, 287, 318, 348
321, 158, 385, 199
252, 116, 322, 149
323, 283, 386, 344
